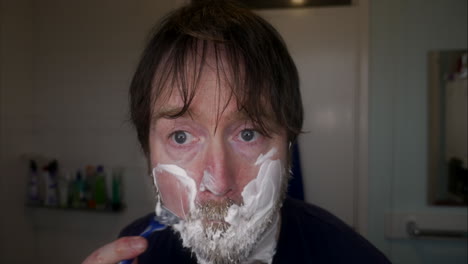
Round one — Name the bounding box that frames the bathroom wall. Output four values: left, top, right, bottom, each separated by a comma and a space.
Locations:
369, 0, 467, 263
0, 0, 35, 262
1, 0, 179, 263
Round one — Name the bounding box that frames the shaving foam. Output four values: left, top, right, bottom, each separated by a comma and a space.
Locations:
224, 148, 283, 263
199, 170, 224, 195
155, 148, 284, 264
225, 148, 281, 226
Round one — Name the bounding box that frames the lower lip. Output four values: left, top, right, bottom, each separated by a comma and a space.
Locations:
205, 219, 224, 223
202, 219, 228, 227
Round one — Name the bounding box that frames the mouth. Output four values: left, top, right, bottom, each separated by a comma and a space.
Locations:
193, 199, 236, 230
202, 217, 230, 231
202, 216, 227, 224
204, 218, 226, 224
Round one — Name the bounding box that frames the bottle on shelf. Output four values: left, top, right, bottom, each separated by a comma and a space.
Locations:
44, 160, 59, 207
58, 171, 72, 208
85, 165, 96, 209
94, 165, 108, 210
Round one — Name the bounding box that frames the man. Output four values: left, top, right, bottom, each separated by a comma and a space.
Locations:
84, 1, 391, 263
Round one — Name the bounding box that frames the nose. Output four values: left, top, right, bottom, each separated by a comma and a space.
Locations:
200, 141, 235, 197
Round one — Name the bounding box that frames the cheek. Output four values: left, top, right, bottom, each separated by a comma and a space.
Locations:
231, 159, 259, 190
153, 166, 198, 220
155, 172, 191, 218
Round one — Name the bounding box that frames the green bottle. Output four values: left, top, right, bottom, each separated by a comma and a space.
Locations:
94, 166, 108, 210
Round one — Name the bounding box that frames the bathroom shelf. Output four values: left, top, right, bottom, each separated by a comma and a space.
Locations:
25, 203, 125, 213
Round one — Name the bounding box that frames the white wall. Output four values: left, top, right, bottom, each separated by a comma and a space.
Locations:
1, 1, 179, 263
0, 0, 35, 263
369, 0, 467, 263
258, 5, 365, 227
1, 1, 371, 262
7, 0, 454, 263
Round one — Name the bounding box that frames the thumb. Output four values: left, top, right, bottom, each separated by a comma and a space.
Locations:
82, 236, 147, 264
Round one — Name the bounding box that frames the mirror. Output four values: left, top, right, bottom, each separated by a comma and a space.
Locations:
428, 50, 467, 206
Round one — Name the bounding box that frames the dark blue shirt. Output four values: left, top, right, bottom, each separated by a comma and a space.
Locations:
119, 197, 391, 263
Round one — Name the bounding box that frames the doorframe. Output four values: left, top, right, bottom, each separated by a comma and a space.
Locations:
355, 0, 370, 236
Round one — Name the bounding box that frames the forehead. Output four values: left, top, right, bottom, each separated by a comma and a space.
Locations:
153, 64, 249, 123
151, 46, 235, 113
149, 42, 277, 131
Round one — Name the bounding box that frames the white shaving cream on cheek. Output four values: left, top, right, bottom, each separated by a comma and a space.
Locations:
153, 164, 197, 218
225, 148, 281, 226
224, 148, 283, 263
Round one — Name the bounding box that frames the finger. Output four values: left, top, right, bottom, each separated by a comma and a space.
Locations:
82, 236, 147, 264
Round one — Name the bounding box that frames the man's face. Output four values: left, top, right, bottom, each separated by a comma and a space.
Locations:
148, 57, 288, 263
148, 63, 288, 219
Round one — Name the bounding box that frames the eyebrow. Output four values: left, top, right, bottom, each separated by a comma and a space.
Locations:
152, 106, 194, 123
152, 105, 278, 130
153, 105, 242, 122
155, 106, 187, 118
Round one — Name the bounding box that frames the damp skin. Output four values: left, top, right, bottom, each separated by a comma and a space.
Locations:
153, 164, 197, 219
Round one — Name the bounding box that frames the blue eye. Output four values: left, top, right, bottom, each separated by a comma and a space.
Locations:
172, 131, 189, 144
240, 129, 256, 142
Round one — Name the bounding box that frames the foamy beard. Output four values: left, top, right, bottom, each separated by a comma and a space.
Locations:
152, 148, 284, 264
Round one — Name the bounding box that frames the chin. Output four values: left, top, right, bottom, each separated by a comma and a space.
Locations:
173, 198, 282, 264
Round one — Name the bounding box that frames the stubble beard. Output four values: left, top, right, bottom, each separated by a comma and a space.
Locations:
173, 175, 288, 264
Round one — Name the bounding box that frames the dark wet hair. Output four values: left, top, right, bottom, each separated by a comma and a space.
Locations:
130, 0, 303, 156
